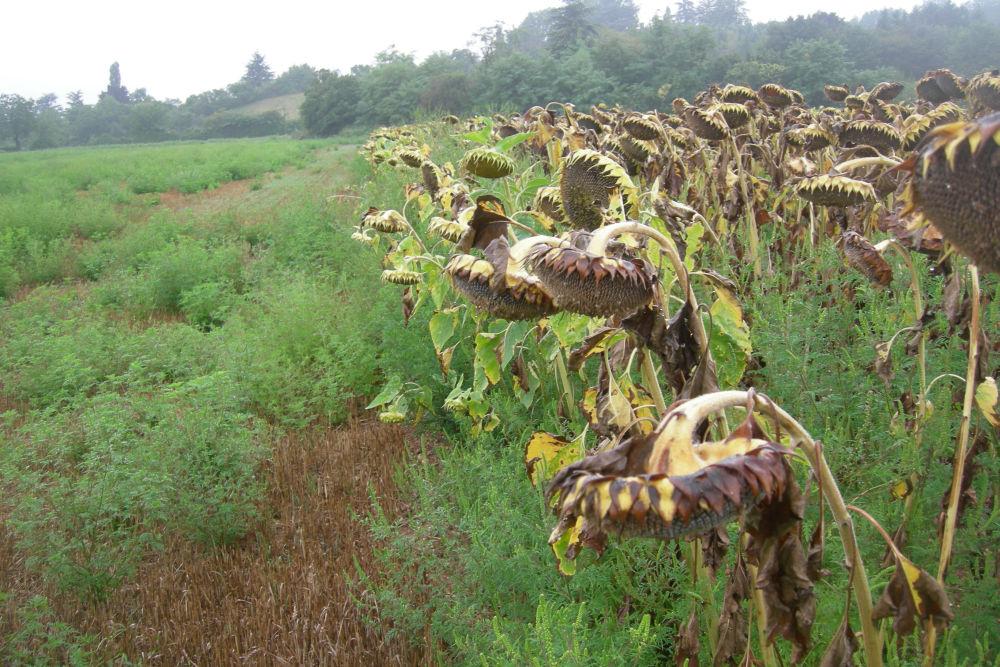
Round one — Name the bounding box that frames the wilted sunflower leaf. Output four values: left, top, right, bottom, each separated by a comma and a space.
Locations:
872, 554, 954, 635
715, 554, 751, 666
677, 609, 701, 667
874, 341, 894, 387
818, 617, 858, 667
974, 377, 999, 427
524, 432, 583, 486
367, 375, 403, 409
550, 517, 583, 576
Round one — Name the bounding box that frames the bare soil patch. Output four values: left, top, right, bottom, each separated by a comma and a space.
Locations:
0, 420, 430, 665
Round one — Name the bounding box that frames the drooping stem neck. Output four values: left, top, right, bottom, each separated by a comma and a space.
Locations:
507, 234, 567, 277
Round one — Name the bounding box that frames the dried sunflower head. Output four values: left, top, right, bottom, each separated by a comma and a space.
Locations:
381, 269, 423, 285
547, 392, 795, 552
684, 107, 729, 141
522, 224, 660, 319
931, 68, 966, 100
794, 125, 838, 152
396, 148, 424, 168
713, 103, 752, 130
421, 159, 443, 196
967, 70, 1000, 113
532, 186, 566, 229
901, 113, 1000, 273
461, 146, 516, 179
427, 216, 468, 243
842, 231, 893, 286
839, 120, 901, 151
758, 83, 794, 108
365, 208, 410, 233
870, 81, 904, 102
721, 85, 759, 104
824, 84, 850, 103
445, 253, 557, 320
559, 149, 638, 230
622, 114, 663, 141
797, 174, 876, 207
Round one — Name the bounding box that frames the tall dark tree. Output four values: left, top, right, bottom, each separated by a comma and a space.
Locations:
66, 90, 85, 108
102, 62, 130, 103
549, 0, 598, 54
589, 0, 640, 31
675, 0, 700, 23
242, 51, 275, 87
0, 94, 37, 150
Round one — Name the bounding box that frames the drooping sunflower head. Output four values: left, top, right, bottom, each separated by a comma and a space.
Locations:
967, 70, 1000, 113
684, 107, 729, 141
902, 113, 1000, 273
839, 120, 902, 151
427, 216, 468, 243
444, 254, 557, 320
797, 174, 876, 207
870, 81, 904, 102
396, 148, 424, 168
532, 186, 566, 229
364, 208, 410, 233
559, 149, 638, 230
721, 85, 759, 104
461, 146, 516, 179
824, 84, 850, 103
525, 238, 657, 319
381, 269, 423, 285
622, 114, 663, 141
713, 103, 752, 130
758, 83, 794, 108
793, 125, 838, 152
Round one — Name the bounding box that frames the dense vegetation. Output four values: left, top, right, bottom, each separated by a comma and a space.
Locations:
4, 1, 1000, 150
0, 55, 314, 150
302, 0, 1000, 133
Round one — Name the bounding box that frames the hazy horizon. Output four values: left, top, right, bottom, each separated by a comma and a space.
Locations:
4, 0, 929, 105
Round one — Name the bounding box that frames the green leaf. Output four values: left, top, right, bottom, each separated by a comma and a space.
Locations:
475, 332, 503, 387
462, 118, 493, 145
503, 321, 533, 368
429, 309, 458, 353
495, 131, 533, 154
707, 290, 752, 389
366, 375, 403, 409
548, 312, 590, 349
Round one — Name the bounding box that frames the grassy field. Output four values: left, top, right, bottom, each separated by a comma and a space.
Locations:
0, 128, 997, 666
0, 137, 439, 663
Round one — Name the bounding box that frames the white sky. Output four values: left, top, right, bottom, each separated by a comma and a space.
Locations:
2, 0, 928, 104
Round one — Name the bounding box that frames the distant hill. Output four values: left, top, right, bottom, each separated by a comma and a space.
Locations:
231, 93, 305, 121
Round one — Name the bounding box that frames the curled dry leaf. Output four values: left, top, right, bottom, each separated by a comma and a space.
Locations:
714, 553, 751, 666
842, 231, 893, 287
872, 554, 954, 635
677, 609, 702, 666
745, 470, 816, 663
818, 617, 858, 667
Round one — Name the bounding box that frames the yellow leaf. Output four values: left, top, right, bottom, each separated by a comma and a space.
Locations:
524, 432, 582, 486
975, 377, 999, 427
899, 556, 925, 614
890, 478, 913, 500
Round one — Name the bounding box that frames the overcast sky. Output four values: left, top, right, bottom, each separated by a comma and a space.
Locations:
3, 0, 928, 104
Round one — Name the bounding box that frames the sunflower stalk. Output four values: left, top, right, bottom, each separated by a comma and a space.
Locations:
924, 264, 981, 665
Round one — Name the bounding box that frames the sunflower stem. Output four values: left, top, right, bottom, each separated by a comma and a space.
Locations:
924, 263, 981, 665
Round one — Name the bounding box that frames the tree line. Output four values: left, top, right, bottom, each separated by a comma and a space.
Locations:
0, 54, 316, 151
3, 0, 1000, 149
302, 0, 1000, 135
